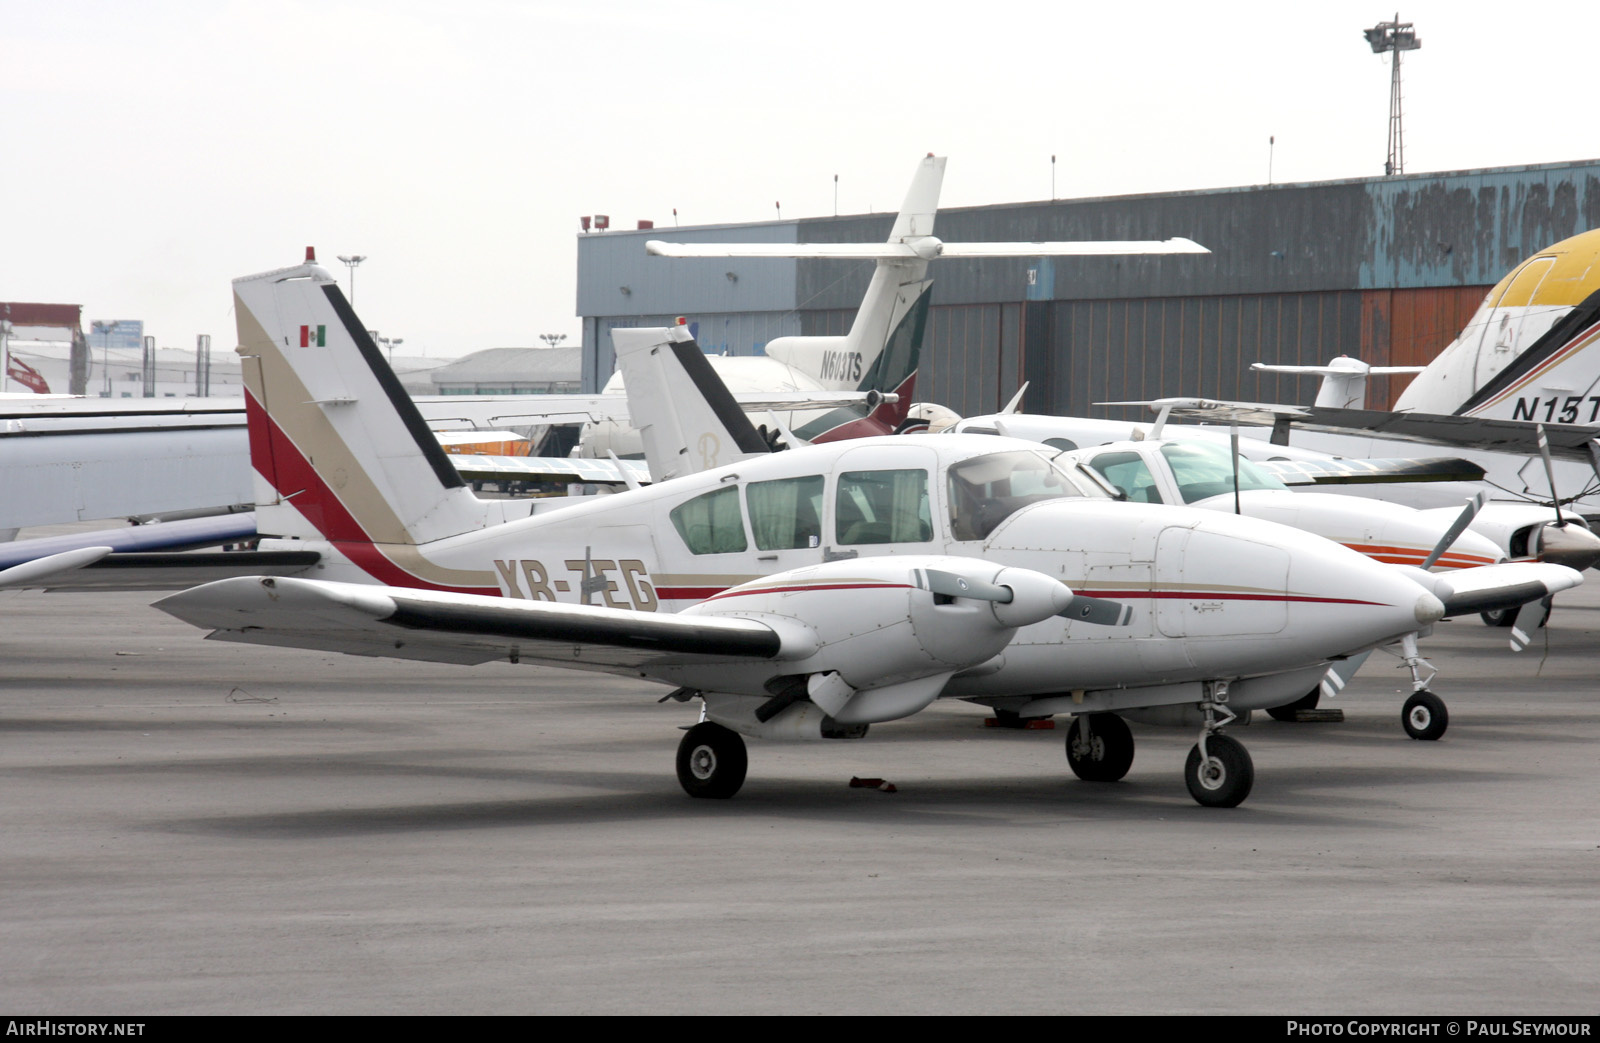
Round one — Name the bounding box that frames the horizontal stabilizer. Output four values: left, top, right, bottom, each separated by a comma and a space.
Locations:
647, 237, 1209, 260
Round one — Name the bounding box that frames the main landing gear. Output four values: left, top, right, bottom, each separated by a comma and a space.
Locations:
1184, 681, 1254, 808
1064, 713, 1135, 782
1386, 632, 1448, 741
676, 722, 748, 799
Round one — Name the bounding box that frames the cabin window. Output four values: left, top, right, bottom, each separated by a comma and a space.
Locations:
747, 475, 824, 550
1088, 451, 1163, 503
947, 450, 1091, 540
1159, 442, 1286, 504
669, 486, 748, 554
836, 469, 931, 545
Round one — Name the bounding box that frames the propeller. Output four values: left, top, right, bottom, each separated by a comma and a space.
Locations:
1537, 424, 1563, 529
921, 568, 1014, 603
1418, 491, 1485, 570
1061, 595, 1135, 627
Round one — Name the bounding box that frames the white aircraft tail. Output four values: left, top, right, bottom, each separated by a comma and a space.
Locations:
233, 253, 498, 554
1252, 357, 1425, 410
613, 323, 773, 482
647, 153, 1208, 442
760, 155, 945, 437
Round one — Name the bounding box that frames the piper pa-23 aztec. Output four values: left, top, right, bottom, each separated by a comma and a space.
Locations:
152, 255, 1583, 808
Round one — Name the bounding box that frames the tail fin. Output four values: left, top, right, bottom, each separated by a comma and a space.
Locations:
1252, 356, 1424, 410
764, 155, 942, 436
234, 256, 495, 553
613, 323, 772, 482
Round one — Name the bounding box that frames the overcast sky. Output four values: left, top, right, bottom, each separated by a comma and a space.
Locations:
3, 1, 1594, 358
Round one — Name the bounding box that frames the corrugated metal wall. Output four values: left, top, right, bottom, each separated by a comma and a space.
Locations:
577, 160, 1600, 409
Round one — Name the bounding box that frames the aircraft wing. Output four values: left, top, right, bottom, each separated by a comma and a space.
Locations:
1295, 407, 1600, 463
0, 513, 258, 571
155, 576, 783, 672
1255, 456, 1487, 486
1425, 562, 1583, 617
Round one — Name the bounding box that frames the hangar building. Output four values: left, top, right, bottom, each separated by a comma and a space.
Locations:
575, 159, 1600, 418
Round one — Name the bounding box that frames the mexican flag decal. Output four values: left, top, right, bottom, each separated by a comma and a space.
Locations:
299, 324, 326, 347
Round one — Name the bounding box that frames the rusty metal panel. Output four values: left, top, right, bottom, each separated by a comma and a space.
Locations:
1362, 286, 1494, 407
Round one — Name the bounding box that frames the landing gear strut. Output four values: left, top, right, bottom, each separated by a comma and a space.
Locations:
1065, 713, 1134, 782
1185, 680, 1254, 808
1385, 632, 1448, 741
676, 722, 748, 798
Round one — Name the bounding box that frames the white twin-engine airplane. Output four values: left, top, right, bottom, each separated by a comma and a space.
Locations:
154, 255, 1583, 808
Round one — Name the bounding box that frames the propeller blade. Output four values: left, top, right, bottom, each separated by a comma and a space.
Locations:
1418, 491, 1486, 571
1536, 423, 1564, 528
1059, 594, 1133, 626
921, 568, 1013, 603
1508, 598, 1548, 652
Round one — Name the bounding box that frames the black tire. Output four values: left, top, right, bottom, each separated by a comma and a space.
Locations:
1065, 713, 1135, 782
1480, 607, 1516, 627
1184, 733, 1254, 808
1401, 690, 1448, 741
675, 722, 748, 799
1266, 688, 1321, 722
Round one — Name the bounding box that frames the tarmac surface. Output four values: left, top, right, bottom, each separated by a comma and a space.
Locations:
2, 571, 1598, 1015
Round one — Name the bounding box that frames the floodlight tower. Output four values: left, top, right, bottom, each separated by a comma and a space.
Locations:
1363, 14, 1421, 176
337, 254, 367, 305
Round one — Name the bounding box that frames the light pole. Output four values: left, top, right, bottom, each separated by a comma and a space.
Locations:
91, 320, 122, 396
539, 333, 567, 348
377, 335, 403, 362
1363, 14, 1421, 176
338, 254, 367, 305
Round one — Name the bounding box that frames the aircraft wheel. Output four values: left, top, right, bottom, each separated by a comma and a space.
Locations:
1401, 690, 1448, 741
1184, 733, 1254, 808
676, 722, 748, 799
1482, 601, 1551, 628
1064, 713, 1134, 782
1266, 688, 1320, 722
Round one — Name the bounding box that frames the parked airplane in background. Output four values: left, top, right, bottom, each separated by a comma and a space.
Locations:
578, 153, 1208, 460
145, 255, 1581, 809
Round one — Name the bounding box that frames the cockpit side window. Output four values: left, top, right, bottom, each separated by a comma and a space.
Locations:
747, 475, 824, 550
669, 485, 748, 554
947, 450, 1089, 540
835, 469, 932, 545
1089, 451, 1163, 503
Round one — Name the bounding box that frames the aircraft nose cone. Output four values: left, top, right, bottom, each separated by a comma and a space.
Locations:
1414, 590, 1446, 626
1538, 523, 1600, 571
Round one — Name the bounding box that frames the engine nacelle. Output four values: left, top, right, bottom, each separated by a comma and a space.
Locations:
684, 555, 1074, 723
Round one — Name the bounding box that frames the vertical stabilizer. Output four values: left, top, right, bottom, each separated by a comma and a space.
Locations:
614, 324, 770, 482
234, 259, 496, 558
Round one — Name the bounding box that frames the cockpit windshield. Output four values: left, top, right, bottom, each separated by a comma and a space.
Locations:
947, 450, 1097, 541
1159, 442, 1288, 503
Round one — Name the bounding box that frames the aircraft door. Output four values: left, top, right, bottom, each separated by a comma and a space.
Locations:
827, 445, 940, 559
745, 473, 827, 572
